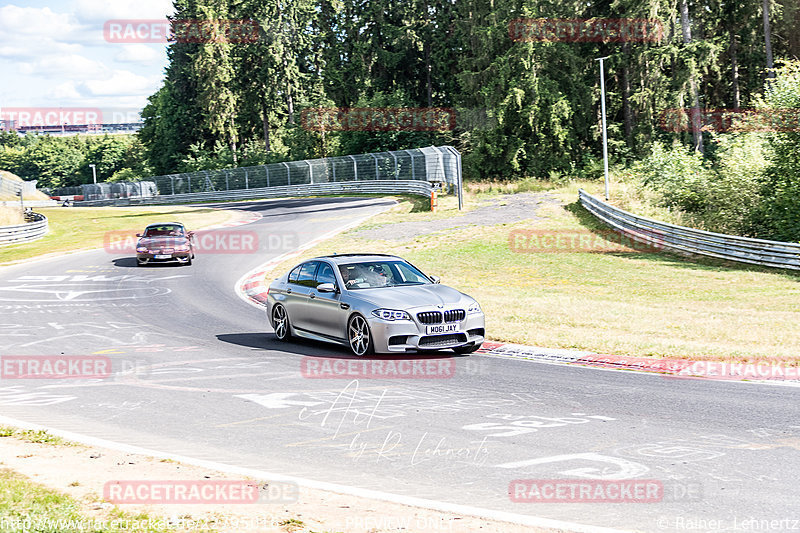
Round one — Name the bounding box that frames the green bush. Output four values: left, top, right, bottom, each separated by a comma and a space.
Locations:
634, 141, 712, 213
751, 61, 800, 241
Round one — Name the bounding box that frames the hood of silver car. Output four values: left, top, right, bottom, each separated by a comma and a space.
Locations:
349, 284, 471, 310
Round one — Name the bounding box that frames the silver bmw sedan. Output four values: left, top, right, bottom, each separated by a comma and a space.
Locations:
266, 254, 485, 356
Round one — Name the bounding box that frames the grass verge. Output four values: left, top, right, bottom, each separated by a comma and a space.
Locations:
0, 469, 176, 533
0, 206, 236, 265
267, 181, 800, 364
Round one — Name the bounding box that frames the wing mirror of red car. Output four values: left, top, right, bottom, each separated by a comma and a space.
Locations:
429, 275, 441, 284
136, 233, 142, 237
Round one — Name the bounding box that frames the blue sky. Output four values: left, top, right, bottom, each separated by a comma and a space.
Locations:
0, 0, 174, 122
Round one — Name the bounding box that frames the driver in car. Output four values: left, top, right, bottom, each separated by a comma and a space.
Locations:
340, 266, 357, 288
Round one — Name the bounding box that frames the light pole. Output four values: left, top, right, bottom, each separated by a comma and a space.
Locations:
596, 56, 610, 201
89, 164, 97, 184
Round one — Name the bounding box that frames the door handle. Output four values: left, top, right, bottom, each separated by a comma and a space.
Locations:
309, 293, 316, 299
286, 288, 292, 294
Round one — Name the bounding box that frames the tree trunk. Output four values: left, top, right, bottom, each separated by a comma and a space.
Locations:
763, 0, 775, 78
229, 115, 238, 166
680, 0, 704, 153
622, 42, 633, 145
286, 87, 295, 125
262, 112, 271, 153
730, 32, 740, 108
425, 42, 433, 107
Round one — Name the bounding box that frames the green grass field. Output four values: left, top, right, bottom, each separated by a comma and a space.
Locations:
268, 183, 800, 364
0, 206, 235, 265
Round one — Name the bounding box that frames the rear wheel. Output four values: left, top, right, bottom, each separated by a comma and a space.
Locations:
453, 343, 481, 354
348, 314, 374, 356
272, 304, 291, 341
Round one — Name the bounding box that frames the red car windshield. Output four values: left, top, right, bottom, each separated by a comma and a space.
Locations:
143, 225, 184, 237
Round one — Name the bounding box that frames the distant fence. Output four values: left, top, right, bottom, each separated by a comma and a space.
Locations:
0, 212, 48, 247
70, 146, 463, 208
579, 189, 800, 270
0, 175, 38, 198
51, 181, 157, 201
76, 180, 433, 207
0, 175, 21, 198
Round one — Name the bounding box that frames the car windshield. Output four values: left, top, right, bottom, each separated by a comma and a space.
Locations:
143, 225, 184, 237
339, 260, 430, 289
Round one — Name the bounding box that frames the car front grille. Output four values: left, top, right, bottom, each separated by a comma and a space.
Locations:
444, 309, 465, 322
417, 311, 442, 324
417, 309, 465, 324
419, 333, 467, 348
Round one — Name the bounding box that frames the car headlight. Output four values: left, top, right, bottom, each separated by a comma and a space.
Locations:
136, 246, 149, 253
174, 244, 190, 252
371, 309, 411, 321
467, 302, 482, 314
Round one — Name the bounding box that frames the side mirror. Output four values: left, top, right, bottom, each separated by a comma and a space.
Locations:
429, 275, 441, 284
317, 282, 337, 293
136, 233, 142, 237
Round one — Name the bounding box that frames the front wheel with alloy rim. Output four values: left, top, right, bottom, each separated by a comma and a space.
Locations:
348, 314, 374, 356
272, 304, 291, 341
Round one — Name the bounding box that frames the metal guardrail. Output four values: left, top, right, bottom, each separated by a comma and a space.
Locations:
579, 189, 800, 271
0, 212, 48, 246
76, 180, 433, 207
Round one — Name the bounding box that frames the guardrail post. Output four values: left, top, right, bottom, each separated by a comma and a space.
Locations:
244, 169, 249, 189
390, 151, 398, 179
282, 162, 290, 186
349, 155, 357, 181
305, 160, 313, 184
370, 153, 379, 180
266, 166, 270, 187
406, 150, 416, 180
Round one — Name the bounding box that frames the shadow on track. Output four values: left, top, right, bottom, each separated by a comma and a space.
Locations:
216, 332, 465, 361
111, 257, 189, 268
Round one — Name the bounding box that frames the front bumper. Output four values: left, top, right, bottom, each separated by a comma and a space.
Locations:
137, 252, 191, 264
367, 312, 485, 353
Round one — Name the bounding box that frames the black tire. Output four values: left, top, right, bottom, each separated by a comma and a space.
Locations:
347, 314, 374, 356
272, 304, 291, 341
184, 255, 192, 266
453, 343, 481, 355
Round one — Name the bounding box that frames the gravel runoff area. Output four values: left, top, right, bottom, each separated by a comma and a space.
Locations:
353, 192, 561, 241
